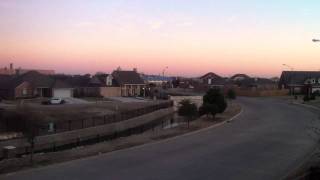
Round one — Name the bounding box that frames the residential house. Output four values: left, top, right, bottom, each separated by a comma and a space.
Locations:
51, 80, 74, 98
239, 77, 277, 90
112, 70, 146, 97
0, 71, 73, 99
279, 71, 320, 94
56, 74, 121, 97
199, 72, 227, 88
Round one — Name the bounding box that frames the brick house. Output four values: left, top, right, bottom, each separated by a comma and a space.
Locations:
112, 70, 146, 97
0, 71, 73, 99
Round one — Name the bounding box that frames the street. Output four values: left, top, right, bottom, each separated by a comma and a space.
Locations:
2, 97, 320, 180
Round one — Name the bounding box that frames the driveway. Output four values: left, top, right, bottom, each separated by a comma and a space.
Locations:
64, 98, 91, 104
2, 97, 320, 180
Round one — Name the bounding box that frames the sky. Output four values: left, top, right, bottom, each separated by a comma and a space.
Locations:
0, 0, 320, 77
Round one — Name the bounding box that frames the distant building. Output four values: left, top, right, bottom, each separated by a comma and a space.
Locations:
141, 74, 173, 86
112, 69, 146, 97
279, 71, 320, 94
0, 71, 73, 99
238, 77, 277, 90
199, 72, 227, 88
0, 63, 55, 75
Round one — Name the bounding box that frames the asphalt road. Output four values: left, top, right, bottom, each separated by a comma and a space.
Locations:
2, 97, 320, 180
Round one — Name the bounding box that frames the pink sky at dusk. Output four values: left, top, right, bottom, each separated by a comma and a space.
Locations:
1, 0, 320, 78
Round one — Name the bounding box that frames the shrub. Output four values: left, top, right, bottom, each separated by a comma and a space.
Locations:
178, 99, 198, 128
227, 89, 236, 100
203, 89, 227, 113
178, 99, 198, 118
313, 90, 320, 96
199, 103, 219, 118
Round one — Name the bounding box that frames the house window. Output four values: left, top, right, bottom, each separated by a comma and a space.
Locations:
22, 88, 27, 95
312, 79, 316, 84
318, 78, 320, 84
208, 78, 212, 85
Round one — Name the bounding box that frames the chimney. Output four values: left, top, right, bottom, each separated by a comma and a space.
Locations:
10, 63, 13, 70
133, 68, 137, 72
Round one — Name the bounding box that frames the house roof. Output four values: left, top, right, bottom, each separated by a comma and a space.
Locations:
279, 71, 320, 85
0, 75, 15, 89
199, 72, 221, 79
230, 74, 250, 80
0, 71, 72, 90
19, 71, 55, 87
112, 70, 145, 85
52, 79, 73, 88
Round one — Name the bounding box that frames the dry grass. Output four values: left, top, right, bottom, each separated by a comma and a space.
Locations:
2, 101, 165, 123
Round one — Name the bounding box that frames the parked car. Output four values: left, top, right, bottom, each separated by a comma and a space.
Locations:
41, 98, 65, 105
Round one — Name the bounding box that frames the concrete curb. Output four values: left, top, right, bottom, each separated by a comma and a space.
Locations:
103, 105, 244, 154
2, 105, 244, 177
291, 102, 320, 111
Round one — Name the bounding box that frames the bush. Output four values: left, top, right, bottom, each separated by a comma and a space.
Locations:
199, 103, 219, 118
313, 90, 320, 96
178, 99, 198, 118
227, 89, 236, 100
203, 89, 227, 113
178, 99, 198, 128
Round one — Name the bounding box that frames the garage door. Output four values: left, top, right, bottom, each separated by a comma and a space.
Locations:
53, 89, 72, 98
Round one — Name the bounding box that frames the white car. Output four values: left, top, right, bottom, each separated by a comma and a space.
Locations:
49, 98, 65, 105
